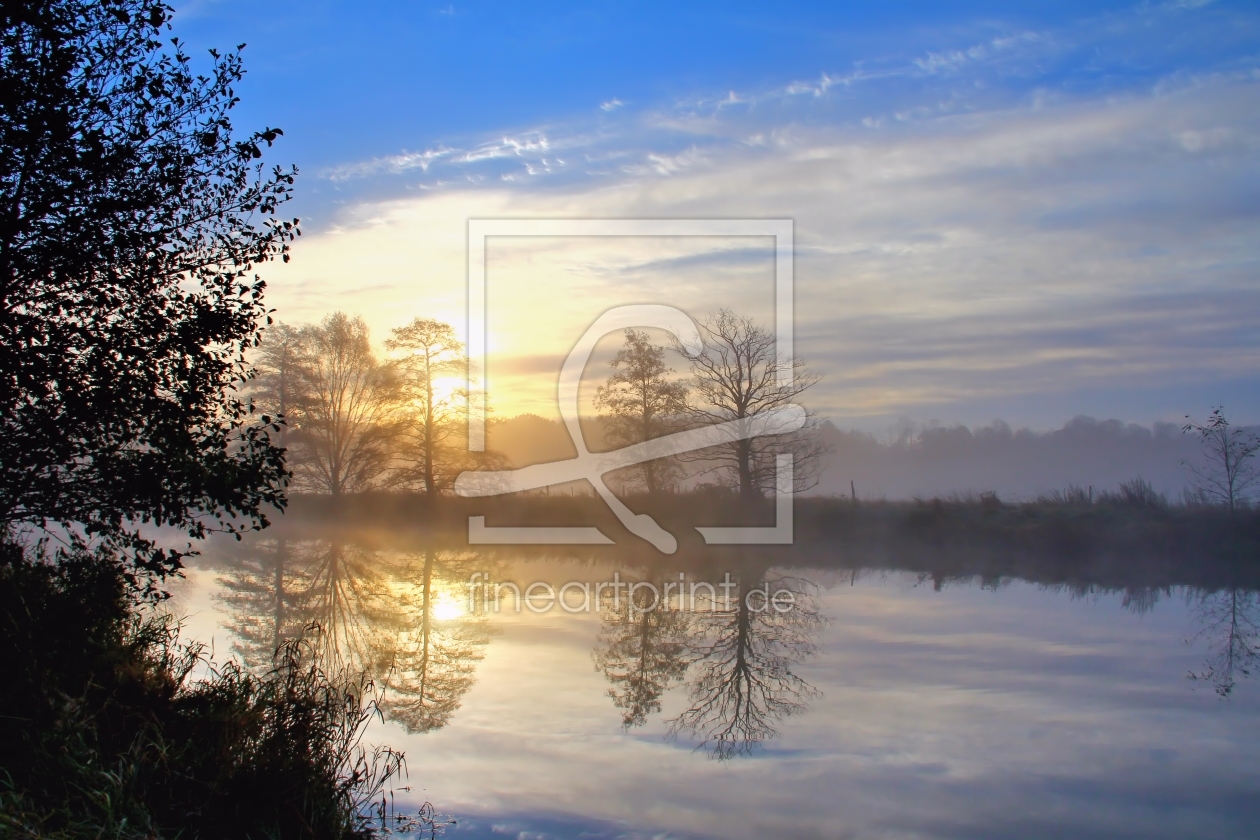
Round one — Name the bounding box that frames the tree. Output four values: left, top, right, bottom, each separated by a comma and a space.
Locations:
594, 328, 689, 495
385, 318, 466, 494
286, 313, 397, 495
675, 310, 825, 501
0, 0, 297, 583
250, 321, 306, 447
1183, 407, 1260, 512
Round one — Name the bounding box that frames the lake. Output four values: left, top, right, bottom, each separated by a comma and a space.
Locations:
170, 525, 1260, 839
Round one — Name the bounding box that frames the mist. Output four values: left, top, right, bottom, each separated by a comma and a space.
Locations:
488, 412, 1220, 501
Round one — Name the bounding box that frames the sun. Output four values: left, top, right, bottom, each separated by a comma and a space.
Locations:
432, 592, 466, 621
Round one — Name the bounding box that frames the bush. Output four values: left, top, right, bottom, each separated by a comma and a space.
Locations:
0, 543, 404, 839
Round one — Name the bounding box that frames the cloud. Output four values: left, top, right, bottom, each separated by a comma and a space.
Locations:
279, 4, 1260, 427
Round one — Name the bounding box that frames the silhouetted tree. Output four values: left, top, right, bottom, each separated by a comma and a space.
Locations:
289, 313, 398, 495
0, 0, 296, 582
594, 329, 689, 495
386, 318, 468, 494
669, 566, 822, 759
675, 310, 825, 500
251, 321, 307, 448
1183, 407, 1259, 512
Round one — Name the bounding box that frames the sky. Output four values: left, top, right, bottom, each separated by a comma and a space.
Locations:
171, 0, 1260, 430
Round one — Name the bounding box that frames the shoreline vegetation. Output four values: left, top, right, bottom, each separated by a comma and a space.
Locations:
0, 548, 415, 839
0, 2, 418, 836
278, 489, 1260, 592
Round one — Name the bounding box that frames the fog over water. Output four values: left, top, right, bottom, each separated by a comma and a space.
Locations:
166, 519, 1260, 840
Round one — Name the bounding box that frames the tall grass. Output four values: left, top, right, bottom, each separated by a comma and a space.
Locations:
0, 542, 410, 839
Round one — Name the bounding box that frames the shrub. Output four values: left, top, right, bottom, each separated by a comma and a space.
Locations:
0, 543, 404, 839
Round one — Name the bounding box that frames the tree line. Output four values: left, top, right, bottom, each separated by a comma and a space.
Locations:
253, 309, 827, 500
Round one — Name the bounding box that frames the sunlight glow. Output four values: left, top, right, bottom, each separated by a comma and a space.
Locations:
432, 591, 465, 621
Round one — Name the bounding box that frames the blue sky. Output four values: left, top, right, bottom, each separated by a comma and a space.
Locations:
172, 0, 1260, 429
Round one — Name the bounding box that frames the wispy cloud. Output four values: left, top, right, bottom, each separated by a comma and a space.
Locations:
285, 2, 1260, 426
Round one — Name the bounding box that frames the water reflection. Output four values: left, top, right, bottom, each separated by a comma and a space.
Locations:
210, 526, 1259, 751
668, 564, 823, 759
217, 537, 305, 669
1189, 588, 1260, 698
379, 548, 493, 733
588, 559, 826, 758
214, 536, 494, 733
593, 567, 692, 729
192, 519, 1260, 838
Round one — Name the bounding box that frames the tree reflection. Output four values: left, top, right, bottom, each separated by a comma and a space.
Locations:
216, 535, 493, 733
1121, 585, 1170, 615
1189, 587, 1260, 698
668, 565, 823, 760
217, 537, 307, 670
378, 548, 493, 733
593, 571, 693, 728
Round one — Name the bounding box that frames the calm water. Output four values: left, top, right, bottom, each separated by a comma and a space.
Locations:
171, 530, 1260, 840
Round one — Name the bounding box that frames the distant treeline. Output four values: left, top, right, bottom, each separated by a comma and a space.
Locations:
487, 412, 1243, 502
813, 415, 1208, 501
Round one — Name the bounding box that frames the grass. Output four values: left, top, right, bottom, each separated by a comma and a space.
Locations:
0, 540, 412, 839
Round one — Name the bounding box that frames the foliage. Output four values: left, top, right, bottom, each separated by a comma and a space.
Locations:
594, 328, 689, 494
1183, 407, 1260, 512
0, 540, 406, 839
284, 313, 399, 495
385, 318, 478, 494
0, 0, 297, 581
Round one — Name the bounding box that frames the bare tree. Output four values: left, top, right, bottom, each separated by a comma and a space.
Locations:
289, 313, 398, 495
594, 329, 689, 495
1183, 407, 1260, 512
675, 309, 826, 500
